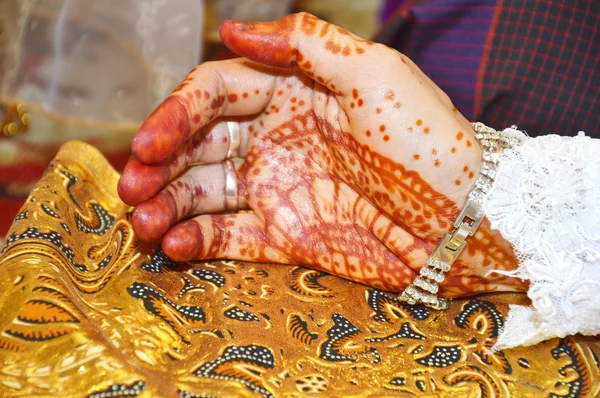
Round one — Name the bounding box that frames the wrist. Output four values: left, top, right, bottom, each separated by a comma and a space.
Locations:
399, 122, 526, 305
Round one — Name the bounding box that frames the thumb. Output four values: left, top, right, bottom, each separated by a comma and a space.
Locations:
219, 13, 381, 95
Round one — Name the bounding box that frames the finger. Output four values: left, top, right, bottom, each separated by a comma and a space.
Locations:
219, 12, 460, 121
132, 58, 279, 164
132, 161, 248, 242
219, 13, 380, 95
162, 213, 283, 263
119, 119, 250, 206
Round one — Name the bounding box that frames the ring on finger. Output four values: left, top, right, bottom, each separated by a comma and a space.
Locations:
226, 121, 241, 158
223, 159, 238, 212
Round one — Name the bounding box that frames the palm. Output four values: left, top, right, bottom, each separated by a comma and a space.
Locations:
119, 13, 525, 297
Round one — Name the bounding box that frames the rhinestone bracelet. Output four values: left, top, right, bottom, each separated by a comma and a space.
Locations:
397, 122, 522, 310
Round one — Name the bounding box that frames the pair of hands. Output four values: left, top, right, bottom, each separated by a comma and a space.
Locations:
118, 13, 525, 297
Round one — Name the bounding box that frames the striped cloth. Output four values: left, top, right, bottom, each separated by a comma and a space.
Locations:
377, 0, 599, 137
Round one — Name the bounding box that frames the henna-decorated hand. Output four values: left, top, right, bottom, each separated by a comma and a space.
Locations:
118, 13, 526, 297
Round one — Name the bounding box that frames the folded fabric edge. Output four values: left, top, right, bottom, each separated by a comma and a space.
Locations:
54, 140, 122, 200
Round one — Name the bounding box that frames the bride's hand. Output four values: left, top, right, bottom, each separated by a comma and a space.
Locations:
118, 13, 526, 297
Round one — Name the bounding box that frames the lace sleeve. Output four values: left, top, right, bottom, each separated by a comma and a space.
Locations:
480, 129, 600, 351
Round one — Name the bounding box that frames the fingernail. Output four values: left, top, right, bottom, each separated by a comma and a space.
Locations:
229, 20, 253, 31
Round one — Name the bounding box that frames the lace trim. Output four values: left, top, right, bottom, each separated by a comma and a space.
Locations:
481, 130, 600, 350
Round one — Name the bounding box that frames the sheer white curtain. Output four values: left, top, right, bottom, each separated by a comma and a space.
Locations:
0, 0, 204, 126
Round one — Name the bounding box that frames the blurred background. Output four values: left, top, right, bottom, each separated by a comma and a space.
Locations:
0, 0, 384, 237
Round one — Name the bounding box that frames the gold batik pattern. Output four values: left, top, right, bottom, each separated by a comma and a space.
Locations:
0, 141, 599, 397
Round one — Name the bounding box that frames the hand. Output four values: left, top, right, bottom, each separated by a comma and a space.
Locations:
118, 13, 526, 297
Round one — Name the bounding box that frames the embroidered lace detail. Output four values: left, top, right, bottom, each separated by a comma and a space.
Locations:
481, 130, 600, 350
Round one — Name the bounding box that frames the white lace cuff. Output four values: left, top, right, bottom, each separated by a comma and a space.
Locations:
480, 129, 600, 351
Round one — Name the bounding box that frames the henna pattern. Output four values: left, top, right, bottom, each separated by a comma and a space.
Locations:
156, 107, 522, 295
123, 13, 526, 297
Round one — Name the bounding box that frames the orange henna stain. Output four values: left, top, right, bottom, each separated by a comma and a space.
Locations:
456, 131, 464, 141
291, 106, 297, 112
413, 154, 420, 160
455, 180, 461, 186
350, 102, 355, 108
162, 219, 204, 261
132, 190, 178, 242
451, 147, 457, 154
210, 95, 225, 110
423, 127, 430, 134
432, 149, 438, 155
434, 160, 441, 167
266, 91, 271, 96
299, 100, 305, 106
379, 125, 386, 132
220, 16, 298, 68
243, 92, 248, 98
132, 96, 190, 164
366, 130, 371, 137
300, 13, 318, 35
466, 140, 472, 147
325, 40, 341, 54
342, 46, 351, 56
255, 89, 260, 95
384, 90, 395, 101
463, 165, 469, 172
228, 93, 238, 103
383, 135, 390, 142
118, 160, 170, 206
320, 23, 330, 37
468, 171, 475, 179
376, 107, 382, 114
290, 97, 297, 103
277, 90, 284, 96
357, 99, 363, 107
416, 119, 423, 126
